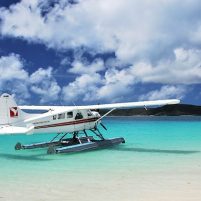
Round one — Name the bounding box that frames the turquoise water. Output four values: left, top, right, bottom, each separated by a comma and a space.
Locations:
0, 116, 201, 181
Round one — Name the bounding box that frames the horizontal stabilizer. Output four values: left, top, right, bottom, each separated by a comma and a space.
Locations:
0, 125, 34, 135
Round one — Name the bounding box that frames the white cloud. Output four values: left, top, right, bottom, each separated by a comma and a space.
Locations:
60, 57, 71, 66
0, 48, 195, 104
0, 50, 197, 104
132, 48, 201, 84
30, 67, 61, 103
95, 68, 135, 101
10, 81, 31, 104
0, 54, 30, 102
62, 73, 102, 102
1, 0, 201, 62
63, 66, 136, 102
31, 81, 61, 103
1, 1, 201, 104
0, 54, 61, 104
0, 54, 28, 81
69, 58, 105, 74
0, 0, 45, 40
30, 67, 52, 83
62, 47, 201, 102
139, 85, 186, 101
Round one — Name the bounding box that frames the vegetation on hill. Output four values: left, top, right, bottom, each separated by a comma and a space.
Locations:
99, 104, 201, 116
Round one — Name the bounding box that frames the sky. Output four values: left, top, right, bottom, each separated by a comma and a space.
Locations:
0, 0, 201, 105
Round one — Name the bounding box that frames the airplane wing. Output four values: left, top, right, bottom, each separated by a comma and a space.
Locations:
23, 99, 180, 123
20, 99, 180, 111
73, 99, 180, 110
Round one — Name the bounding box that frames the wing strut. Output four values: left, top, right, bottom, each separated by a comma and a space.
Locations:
95, 108, 116, 131
95, 108, 116, 123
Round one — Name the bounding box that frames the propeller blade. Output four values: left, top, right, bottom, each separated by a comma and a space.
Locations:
100, 122, 107, 131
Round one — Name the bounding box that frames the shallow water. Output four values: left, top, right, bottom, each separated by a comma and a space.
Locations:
0, 116, 201, 201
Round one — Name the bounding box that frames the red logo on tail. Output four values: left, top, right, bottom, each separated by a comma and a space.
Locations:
10, 107, 18, 118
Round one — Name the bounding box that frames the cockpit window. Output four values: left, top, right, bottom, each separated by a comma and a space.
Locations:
87, 110, 93, 116
67, 111, 73, 118
53, 115, 57, 120
75, 112, 83, 120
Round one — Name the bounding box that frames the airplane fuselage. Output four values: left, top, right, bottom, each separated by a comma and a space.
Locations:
31, 109, 100, 134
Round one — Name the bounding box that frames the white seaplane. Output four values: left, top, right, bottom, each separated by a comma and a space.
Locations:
0, 93, 180, 154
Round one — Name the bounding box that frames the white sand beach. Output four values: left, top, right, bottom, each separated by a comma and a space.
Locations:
1, 162, 201, 201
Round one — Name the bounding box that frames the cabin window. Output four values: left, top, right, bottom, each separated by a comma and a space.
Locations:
75, 112, 83, 120
58, 113, 65, 119
53, 115, 57, 120
67, 111, 73, 118
87, 110, 93, 116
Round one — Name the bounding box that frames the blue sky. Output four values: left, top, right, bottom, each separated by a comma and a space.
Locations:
0, 0, 200, 105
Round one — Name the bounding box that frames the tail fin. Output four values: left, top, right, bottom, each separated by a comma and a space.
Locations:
0, 93, 23, 125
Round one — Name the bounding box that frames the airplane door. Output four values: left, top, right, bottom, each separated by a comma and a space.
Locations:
87, 110, 95, 129
74, 110, 91, 131
74, 110, 85, 132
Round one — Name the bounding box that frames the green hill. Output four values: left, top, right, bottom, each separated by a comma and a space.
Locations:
99, 104, 201, 116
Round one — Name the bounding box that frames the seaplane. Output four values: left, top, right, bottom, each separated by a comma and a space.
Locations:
0, 93, 180, 154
